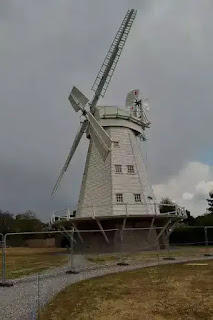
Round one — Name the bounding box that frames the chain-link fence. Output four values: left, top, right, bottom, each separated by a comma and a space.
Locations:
0, 226, 213, 319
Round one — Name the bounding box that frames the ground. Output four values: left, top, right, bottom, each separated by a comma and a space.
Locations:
40, 260, 213, 320
0, 247, 69, 278
86, 245, 213, 265
0, 245, 212, 279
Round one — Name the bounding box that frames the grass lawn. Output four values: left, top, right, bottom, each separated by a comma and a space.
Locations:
40, 260, 213, 320
87, 246, 213, 265
0, 247, 69, 279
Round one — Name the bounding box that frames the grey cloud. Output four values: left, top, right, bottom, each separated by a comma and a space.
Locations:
0, 0, 213, 220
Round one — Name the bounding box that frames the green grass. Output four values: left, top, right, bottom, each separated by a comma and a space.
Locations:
0, 247, 69, 279
40, 260, 213, 320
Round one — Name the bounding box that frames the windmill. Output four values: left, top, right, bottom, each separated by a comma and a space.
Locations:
51, 9, 186, 252
52, 9, 137, 197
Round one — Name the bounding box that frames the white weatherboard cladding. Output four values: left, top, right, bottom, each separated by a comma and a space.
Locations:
110, 127, 156, 216
77, 138, 112, 218
130, 133, 157, 215
77, 115, 157, 218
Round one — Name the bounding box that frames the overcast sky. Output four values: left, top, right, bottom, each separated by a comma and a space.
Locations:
1, 0, 213, 220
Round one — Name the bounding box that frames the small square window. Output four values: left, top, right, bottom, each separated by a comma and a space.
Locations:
134, 194, 141, 202
127, 165, 134, 174
116, 193, 123, 203
115, 165, 122, 173
113, 141, 119, 147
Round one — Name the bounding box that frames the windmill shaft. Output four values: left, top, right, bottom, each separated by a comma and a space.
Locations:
90, 9, 137, 112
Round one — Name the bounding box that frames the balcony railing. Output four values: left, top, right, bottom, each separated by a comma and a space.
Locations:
50, 203, 186, 224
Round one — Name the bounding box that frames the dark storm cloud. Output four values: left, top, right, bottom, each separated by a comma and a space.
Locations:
0, 0, 213, 220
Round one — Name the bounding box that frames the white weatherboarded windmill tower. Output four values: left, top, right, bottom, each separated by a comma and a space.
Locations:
52, 10, 186, 252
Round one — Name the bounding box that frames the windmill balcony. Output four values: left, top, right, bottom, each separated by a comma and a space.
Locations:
50, 203, 186, 224
97, 106, 150, 133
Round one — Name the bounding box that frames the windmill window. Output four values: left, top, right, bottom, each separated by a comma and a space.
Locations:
116, 193, 123, 203
115, 165, 122, 173
127, 165, 135, 174
113, 141, 119, 147
134, 194, 142, 202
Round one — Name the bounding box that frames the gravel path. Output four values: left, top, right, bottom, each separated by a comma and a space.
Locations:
0, 256, 212, 320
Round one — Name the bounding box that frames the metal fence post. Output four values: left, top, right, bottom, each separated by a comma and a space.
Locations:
154, 203, 157, 215
0, 234, 13, 287
2, 235, 6, 282
117, 229, 129, 266
125, 204, 128, 216
92, 205, 96, 219
0, 233, 4, 283
37, 273, 40, 320
66, 228, 79, 274
204, 227, 212, 257
163, 228, 175, 261
70, 230, 74, 270
156, 241, 160, 266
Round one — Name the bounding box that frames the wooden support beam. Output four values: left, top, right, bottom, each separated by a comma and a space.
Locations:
60, 226, 77, 244
121, 217, 127, 241
95, 219, 109, 244
155, 219, 171, 243
166, 220, 178, 239
71, 222, 84, 244
148, 216, 155, 242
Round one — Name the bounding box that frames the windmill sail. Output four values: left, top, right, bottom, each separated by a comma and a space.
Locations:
87, 112, 112, 153
51, 120, 88, 197
89, 126, 109, 161
69, 87, 113, 160
90, 9, 137, 112
68, 86, 89, 112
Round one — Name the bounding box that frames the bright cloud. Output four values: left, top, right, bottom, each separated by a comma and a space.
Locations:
182, 192, 194, 201
195, 180, 213, 195
153, 161, 213, 217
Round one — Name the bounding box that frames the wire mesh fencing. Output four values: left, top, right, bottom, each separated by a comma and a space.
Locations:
0, 233, 4, 285
0, 227, 213, 319
0, 226, 213, 286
